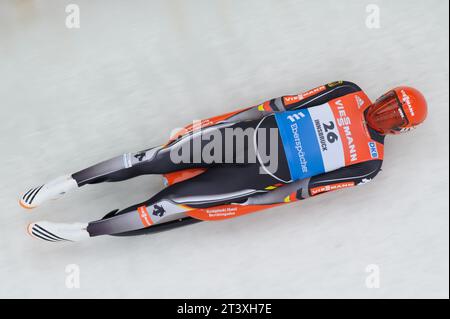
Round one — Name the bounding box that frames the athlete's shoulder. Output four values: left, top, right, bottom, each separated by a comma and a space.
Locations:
301, 80, 364, 98
283, 81, 365, 111
327, 80, 363, 91
323, 81, 366, 102
326, 81, 374, 116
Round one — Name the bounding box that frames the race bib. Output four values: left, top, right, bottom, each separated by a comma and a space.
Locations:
275, 93, 383, 181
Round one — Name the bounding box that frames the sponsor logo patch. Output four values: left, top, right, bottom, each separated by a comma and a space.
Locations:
310, 182, 355, 196
283, 86, 326, 105
137, 206, 153, 227
327, 81, 343, 88
152, 204, 166, 217
368, 141, 378, 158
355, 95, 365, 108
400, 89, 415, 116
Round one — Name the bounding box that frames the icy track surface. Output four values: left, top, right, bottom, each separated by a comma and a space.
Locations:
0, 0, 448, 298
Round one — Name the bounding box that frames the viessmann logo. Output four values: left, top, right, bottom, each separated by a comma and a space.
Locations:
401, 89, 415, 116
283, 86, 326, 105
310, 182, 355, 195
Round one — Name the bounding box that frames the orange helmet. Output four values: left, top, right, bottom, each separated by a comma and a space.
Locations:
366, 86, 428, 135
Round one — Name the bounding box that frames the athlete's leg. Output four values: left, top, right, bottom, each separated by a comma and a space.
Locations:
19, 119, 261, 209
28, 149, 291, 242
71, 119, 258, 186
87, 161, 290, 237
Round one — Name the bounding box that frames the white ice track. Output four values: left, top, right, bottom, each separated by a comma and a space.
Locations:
0, 0, 448, 298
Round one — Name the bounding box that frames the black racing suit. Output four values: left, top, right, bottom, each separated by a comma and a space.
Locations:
71, 81, 384, 237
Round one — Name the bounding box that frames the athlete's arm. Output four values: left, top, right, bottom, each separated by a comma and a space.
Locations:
242, 160, 383, 205
306, 160, 382, 197
225, 81, 363, 122
167, 81, 364, 145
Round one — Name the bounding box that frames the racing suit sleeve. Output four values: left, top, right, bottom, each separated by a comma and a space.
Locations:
224, 81, 363, 122
242, 160, 383, 205
306, 159, 382, 197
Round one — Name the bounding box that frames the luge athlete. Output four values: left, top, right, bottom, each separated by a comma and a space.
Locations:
19, 81, 428, 243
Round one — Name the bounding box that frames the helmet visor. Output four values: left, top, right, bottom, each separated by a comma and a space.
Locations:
368, 91, 409, 133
